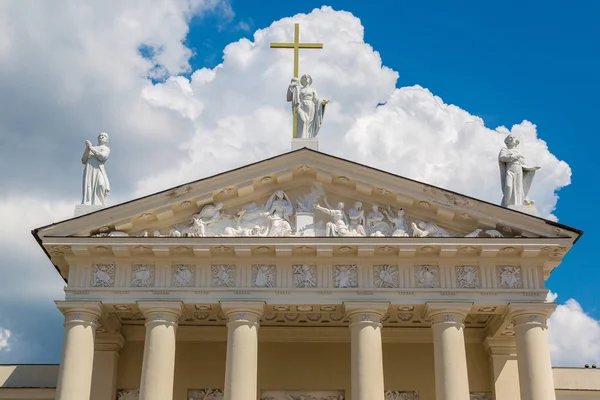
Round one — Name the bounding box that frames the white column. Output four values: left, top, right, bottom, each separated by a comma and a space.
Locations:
90, 333, 125, 400
483, 337, 521, 400
426, 302, 472, 400
509, 304, 556, 400
138, 302, 183, 400
221, 301, 265, 400
345, 302, 389, 400
55, 301, 103, 400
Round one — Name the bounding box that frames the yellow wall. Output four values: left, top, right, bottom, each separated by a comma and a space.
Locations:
115, 339, 491, 400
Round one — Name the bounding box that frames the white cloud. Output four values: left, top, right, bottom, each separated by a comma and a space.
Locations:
548, 292, 600, 367
0, 3, 581, 362
134, 6, 570, 219
0, 328, 11, 352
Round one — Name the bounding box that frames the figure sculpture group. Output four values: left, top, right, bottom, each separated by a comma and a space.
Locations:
139, 186, 504, 239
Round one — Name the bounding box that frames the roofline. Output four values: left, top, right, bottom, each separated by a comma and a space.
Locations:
32, 148, 584, 235
31, 147, 583, 281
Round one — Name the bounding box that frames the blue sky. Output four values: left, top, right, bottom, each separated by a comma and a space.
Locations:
188, 0, 600, 317
0, 1, 598, 365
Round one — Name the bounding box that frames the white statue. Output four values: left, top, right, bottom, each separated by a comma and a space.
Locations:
347, 202, 366, 236
263, 190, 294, 236
383, 206, 409, 237
498, 134, 540, 207
287, 74, 327, 138
411, 221, 451, 237
81, 132, 110, 205
367, 204, 390, 236
314, 198, 353, 237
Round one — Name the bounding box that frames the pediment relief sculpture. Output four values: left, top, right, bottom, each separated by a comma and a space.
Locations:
88, 185, 527, 239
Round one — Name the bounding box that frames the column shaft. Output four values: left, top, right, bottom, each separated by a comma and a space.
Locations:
346, 302, 388, 400
138, 302, 183, 400
55, 302, 102, 400
427, 304, 472, 400
513, 312, 556, 400
221, 302, 264, 400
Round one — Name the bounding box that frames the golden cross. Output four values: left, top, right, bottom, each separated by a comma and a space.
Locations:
270, 23, 323, 138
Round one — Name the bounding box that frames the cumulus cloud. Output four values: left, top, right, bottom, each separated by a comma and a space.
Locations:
0, 3, 579, 362
548, 292, 600, 367
0, 328, 10, 352
135, 6, 570, 218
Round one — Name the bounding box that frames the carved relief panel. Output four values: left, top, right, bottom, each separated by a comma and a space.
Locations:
415, 265, 439, 288
293, 264, 317, 288
188, 389, 224, 399
171, 264, 195, 287
212, 264, 236, 287
261, 391, 344, 400
374, 265, 399, 288
497, 266, 522, 288
252, 265, 276, 287
116, 390, 139, 400
333, 265, 357, 288
91, 263, 115, 287
385, 391, 419, 400
456, 265, 480, 288
131, 264, 154, 287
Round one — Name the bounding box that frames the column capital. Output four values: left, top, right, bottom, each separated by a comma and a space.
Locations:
344, 302, 389, 327
137, 301, 183, 326
220, 301, 265, 318
507, 302, 556, 329
56, 301, 103, 326
424, 302, 472, 326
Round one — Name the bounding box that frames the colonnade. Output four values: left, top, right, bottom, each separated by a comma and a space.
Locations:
53, 301, 556, 400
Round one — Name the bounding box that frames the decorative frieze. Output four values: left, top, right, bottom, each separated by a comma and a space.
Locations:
415, 265, 439, 288
333, 265, 358, 288
188, 389, 224, 399
374, 265, 399, 288
456, 266, 480, 288
171, 265, 195, 287
91, 263, 115, 287
212, 264, 236, 287
252, 265, 276, 287
497, 266, 522, 288
116, 389, 139, 400
470, 393, 492, 400
385, 390, 419, 400
131, 264, 154, 287
293, 264, 317, 288
261, 390, 344, 400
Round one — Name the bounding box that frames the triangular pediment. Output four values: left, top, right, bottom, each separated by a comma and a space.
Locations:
34, 149, 580, 242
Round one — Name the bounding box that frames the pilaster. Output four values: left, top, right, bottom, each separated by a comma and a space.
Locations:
90, 333, 125, 400
483, 336, 521, 400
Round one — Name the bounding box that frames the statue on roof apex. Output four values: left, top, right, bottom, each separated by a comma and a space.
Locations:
81, 132, 110, 206
498, 134, 540, 208
287, 74, 328, 138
